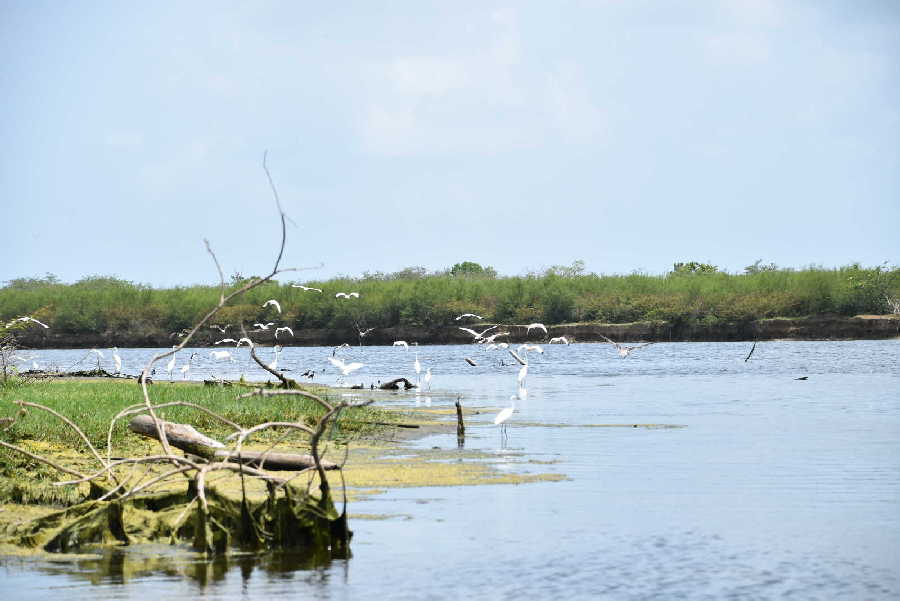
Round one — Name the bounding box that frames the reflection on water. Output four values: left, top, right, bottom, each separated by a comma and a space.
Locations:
4, 545, 342, 587
2, 340, 899, 599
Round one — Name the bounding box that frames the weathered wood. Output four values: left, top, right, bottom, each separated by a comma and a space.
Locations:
455, 398, 465, 448
128, 415, 338, 470
212, 450, 338, 471
129, 415, 224, 459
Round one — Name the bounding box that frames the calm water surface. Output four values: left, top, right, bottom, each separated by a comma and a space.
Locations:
2, 340, 898, 600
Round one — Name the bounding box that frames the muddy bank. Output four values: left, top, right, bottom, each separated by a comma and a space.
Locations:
10, 315, 899, 349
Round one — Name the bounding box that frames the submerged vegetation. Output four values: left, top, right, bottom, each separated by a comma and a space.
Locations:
1, 262, 898, 341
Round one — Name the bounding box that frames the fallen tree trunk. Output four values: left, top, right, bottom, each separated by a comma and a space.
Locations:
212, 449, 337, 471
128, 415, 337, 470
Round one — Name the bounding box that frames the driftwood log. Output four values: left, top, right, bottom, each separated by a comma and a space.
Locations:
128, 414, 337, 471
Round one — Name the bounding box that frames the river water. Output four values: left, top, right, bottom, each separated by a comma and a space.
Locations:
2, 340, 899, 600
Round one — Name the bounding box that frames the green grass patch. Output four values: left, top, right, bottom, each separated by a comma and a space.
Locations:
0, 379, 401, 451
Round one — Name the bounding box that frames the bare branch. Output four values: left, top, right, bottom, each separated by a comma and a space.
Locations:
205, 238, 226, 305
262, 150, 289, 274
14, 400, 112, 478
0, 440, 85, 479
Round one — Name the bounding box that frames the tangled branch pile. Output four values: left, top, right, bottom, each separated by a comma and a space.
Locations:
1, 154, 369, 558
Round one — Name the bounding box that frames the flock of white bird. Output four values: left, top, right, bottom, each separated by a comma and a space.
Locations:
5, 288, 656, 435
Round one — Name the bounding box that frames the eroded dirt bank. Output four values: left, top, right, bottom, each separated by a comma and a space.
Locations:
10, 315, 899, 349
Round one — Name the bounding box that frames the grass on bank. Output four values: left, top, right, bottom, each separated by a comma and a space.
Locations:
0, 378, 411, 506
0, 378, 396, 450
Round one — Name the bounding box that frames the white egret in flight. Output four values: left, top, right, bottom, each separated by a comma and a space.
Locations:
393, 340, 409, 348
481, 332, 509, 344
455, 313, 483, 321
526, 323, 547, 335
548, 336, 570, 345
6, 316, 49, 329
236, 337, 254, 348
328, 357, 365, 376
458, 325, 498, 341
262, 299, 282, 313
517, 363, 528, 385
335, 292, 360, 299
600, 335, 655, 358
518, 344, 544, 354
274, 326, 294, 339
253, 322, 275, 330
214, 338, 237, 345
292, 284, 323, 292
210, 324, 230, 333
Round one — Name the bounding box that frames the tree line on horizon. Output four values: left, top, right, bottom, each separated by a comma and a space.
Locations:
1, 261, 897, 338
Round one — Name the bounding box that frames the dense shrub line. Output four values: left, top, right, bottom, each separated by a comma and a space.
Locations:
1, 264, 897, 338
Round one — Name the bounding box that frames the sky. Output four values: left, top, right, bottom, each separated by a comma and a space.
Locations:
2, 1, 899, 286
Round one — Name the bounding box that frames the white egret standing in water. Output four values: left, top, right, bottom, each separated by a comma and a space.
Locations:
267, 346, 282, 371
112, 347, 122, 374
165, 346, 178, 380
494, 397, 515, 441
180, 353, 197, 379
414, 351, 422, 387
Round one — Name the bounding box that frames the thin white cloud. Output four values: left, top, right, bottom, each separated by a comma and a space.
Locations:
544, 61, 607, 142
358, 7, 607, 155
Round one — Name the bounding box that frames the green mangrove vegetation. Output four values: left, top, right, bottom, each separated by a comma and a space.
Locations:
2, 262, 898, 341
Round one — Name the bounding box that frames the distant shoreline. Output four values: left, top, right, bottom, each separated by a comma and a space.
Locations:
10, 315, 899, 349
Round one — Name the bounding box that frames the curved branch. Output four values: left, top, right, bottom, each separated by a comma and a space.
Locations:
0, 439, 84, 479
14, 400, 112, 480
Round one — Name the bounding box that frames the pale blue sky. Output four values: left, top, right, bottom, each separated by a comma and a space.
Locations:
3, 1, 898, 286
